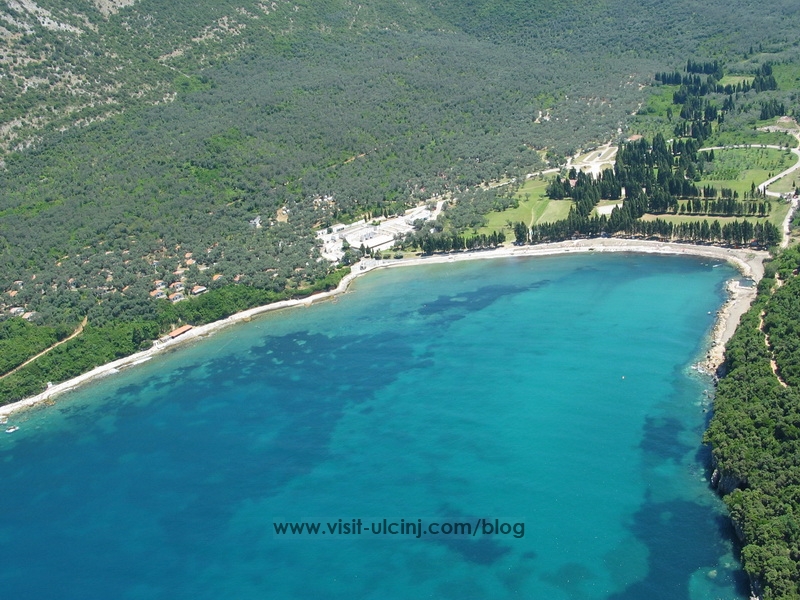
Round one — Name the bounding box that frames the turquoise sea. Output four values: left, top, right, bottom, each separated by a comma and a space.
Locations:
0, 253, 750, 599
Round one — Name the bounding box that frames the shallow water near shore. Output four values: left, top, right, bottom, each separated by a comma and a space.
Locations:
0, 253, 749, 599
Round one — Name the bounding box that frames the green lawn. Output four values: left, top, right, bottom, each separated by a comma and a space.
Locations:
626, 85, 679, 141
536, 199, 573, 223
641, 200, 790, 229
515, 177, 550, 200
768, 175, 798, 196
696, 147, 796, 196
475, 177, 573, 237
641, 213, 771, 225
638, 85, 677, 118
705, 129, 795, 148
773, 63, 800, 92
773, 201, 793, 229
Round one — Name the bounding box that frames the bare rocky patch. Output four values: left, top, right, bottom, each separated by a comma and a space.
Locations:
90, 0, 138, 17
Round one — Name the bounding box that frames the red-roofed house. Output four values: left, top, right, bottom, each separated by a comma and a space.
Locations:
168, 324, 193, 338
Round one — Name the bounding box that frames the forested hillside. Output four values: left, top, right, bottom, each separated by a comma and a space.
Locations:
4, 0, 800, 156
706, 246, 800, 599
3, 0, 800, 405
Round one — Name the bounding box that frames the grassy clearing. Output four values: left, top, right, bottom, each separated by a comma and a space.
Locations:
705, 129, 795, 148
512, 179, 574, 224
627, 86, 679, 140
641, 200, 790, 229
515, 177, 550, 197
639, 85, 677, 118
768, 176, 798, 195
773, 63, 800, 91
590, 200, 623, 217
697, 147, 796, 196
771, 201, 792, 229
537, 200, 573, 223
718, 75, 752, 86
641, 213, 770, 225
627, 117, 673, 144
475, 177, 573, 237
474, 179, 547, 237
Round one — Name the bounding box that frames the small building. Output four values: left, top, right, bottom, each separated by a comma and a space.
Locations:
168, 324, 193, 339
154, 280, 166, 289
168, 292, 185, 303
169, 281, 184, 291
191, 285, 208, 296
22, 311, 36, 321
9, 307, 25, 316
150, 289, 166, 299
212, 274, 223, 281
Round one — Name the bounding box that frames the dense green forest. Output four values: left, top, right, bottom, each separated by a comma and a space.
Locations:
0, 265, 349, 404
706, 246, 800, 599
3, 0, 799, 156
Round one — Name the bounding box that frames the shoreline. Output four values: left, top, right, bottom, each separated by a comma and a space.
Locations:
0, 238, 768, 419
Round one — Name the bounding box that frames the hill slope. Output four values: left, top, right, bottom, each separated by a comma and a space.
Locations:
2, 0, 800, 401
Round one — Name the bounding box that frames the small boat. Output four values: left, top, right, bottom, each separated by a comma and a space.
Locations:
5, 426, 19, 434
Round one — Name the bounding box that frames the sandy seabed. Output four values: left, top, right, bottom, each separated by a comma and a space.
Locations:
0, 238, 767, 419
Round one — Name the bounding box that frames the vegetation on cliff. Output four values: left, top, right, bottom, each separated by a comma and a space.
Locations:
706, 245, 800, 599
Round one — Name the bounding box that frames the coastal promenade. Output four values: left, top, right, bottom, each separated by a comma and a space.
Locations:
0, 238, 767, 419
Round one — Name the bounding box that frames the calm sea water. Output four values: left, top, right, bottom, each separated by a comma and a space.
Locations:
0, 254, 749, 599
